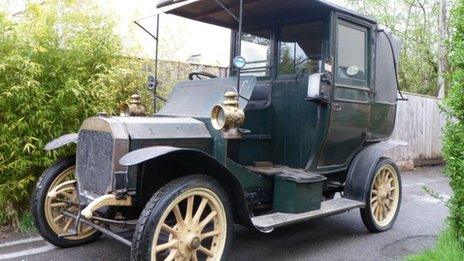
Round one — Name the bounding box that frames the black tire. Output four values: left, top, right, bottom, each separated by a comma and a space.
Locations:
131, 175, 233, 261
30, 156, 101, 247
360, 158, 402, 233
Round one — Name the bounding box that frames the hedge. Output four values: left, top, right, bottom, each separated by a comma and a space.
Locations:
443, 0, 464, 245
0, 0, 152, 226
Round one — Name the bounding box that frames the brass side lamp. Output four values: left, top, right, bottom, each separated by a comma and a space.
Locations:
211, 91, 245, 139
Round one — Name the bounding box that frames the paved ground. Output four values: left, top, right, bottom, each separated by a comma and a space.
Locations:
0, 166, 450, 261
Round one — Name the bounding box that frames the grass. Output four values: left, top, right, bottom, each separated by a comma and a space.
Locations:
18, 211, 36, 234
407, 228, 464, 261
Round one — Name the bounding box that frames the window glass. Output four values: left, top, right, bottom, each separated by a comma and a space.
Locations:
334, 88, 370, 102
336, 22, 367, 84
240, 31, 271, 77
278, 22, 324, 75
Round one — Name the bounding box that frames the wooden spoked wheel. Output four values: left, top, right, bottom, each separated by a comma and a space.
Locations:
151, 188, 227, 261
369, 164, 400, 227
43, 166, 96, 240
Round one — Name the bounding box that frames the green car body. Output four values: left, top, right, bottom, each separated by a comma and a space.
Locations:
37, 0, 405, 254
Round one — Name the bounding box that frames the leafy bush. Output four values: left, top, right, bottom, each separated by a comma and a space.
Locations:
442, 0, 464, 244
0, 0, 152, 226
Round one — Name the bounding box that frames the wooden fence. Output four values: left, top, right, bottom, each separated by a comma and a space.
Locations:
386, 92, 445, 170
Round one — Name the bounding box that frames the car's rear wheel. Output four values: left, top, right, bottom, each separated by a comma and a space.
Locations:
360, 158, 402, 232
31, 156, 101, 247
131, 175, 232, 261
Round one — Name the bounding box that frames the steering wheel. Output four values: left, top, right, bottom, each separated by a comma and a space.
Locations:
188, 71, 218, 80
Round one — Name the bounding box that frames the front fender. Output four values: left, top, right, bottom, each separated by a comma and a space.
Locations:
44, 133, 78, 151
119, 146, 189, 166
119, 146, 253, 227
344, 140, 407, 203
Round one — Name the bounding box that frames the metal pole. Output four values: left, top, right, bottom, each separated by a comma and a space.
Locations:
154, 14, 160, 112
237, 0, 243, 94
63, 211, 132, 247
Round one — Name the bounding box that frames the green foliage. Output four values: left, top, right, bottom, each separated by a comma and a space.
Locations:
345, 0, 442, 96
442, 0, 464, 245
407, 228, 464, 261
18, 211, 36, 234
0, 0, 151, 226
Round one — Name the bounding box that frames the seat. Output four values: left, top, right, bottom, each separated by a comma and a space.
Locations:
244, 81, 272, 111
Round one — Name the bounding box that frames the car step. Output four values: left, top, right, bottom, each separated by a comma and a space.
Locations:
251, 198, 365, 230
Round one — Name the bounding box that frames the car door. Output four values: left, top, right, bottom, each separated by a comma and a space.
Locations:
317, 16, 373, 169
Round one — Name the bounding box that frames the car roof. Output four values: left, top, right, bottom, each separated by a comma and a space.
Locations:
155, 0, 377, 29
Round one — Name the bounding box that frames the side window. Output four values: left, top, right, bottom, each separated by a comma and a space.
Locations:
336, 21, 368, 86
335, 20, 370, 103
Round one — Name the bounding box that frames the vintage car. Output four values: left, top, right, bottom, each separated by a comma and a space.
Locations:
31, 0, 405, 260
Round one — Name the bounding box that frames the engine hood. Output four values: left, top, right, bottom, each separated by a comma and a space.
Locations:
80, 116, 211, 140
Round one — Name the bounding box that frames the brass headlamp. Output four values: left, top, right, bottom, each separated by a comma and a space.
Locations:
211, 91, 245, 139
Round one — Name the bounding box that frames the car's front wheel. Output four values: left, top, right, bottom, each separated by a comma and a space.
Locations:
360, 158, 402, 233
30, 156, 101, 247
131, 175, 232, 261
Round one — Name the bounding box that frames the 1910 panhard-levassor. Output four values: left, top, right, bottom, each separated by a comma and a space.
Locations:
31, 0, 406, 260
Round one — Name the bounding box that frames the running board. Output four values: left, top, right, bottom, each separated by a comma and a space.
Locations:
251, 198, 365, 231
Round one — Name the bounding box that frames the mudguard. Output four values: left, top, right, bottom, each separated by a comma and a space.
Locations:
119, 146, 254, 227
344, 140, 407, 203
44, 133, 78, 151
119, 146, 188, 166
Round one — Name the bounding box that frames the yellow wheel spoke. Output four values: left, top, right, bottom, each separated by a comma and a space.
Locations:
385, 203, 392, 211
375, 205, 381, 221
55, 187, 75, 195
191, 252, 199, 261
198, 211, 217, 230
201, 230, 220, 239
370, 196, 378, 204
193, 198, 209, 224
198, 246, 214, 257
51, 202, 67, 208
173, 205, 185, 226
165, 249, 178, 261
63, 218, 73, 232
155, 239, 178, 253
80, 225, 93, 234
386, 177, 393, 185
60, 192, 74, 199
53, 214, 64, 222
162, 223, 178, 236
185, 196, 194, 224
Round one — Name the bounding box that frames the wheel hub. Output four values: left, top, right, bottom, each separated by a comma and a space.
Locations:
178, 226, 202, 256
189, 236, 201, 250
378, 187, 387, 200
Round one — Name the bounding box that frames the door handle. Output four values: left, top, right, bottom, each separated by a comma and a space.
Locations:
332, 103, 342, 111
